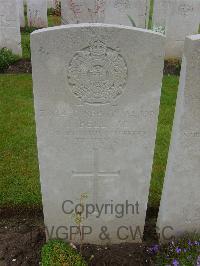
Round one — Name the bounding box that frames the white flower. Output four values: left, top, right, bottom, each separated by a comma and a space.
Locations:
153, 26, 166, 35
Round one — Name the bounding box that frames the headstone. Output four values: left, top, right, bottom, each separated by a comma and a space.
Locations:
61, 0, 150, 28
0, 0, 22, 55
157, 34, 200, 242
31, 24, 165, 244
17, 0, 25, 27
27, 0, 48, 28
47, 0, 58, 9
104, 0, 150, 28
152, 0, 169, 28
153, 0, 200, 59
61, 0, 106, 24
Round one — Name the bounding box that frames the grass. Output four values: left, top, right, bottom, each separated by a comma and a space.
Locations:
148, 0, 154, 29
41, 240, 87, 266
20, 14, 61, 60
0, 74, 179, 208
149, 75, 179, 208
0, 74, 41, 206
21, 31, 31, 59
48, 14, 61, 27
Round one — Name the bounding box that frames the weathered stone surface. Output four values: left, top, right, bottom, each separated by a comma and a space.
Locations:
47, 0, 59, 8
27, 0, 48, 28
152, 0, 169, 28
104, 0, 150, 28
61, 0, 150, 28
61, 0, 106, 24
0, 0, 22, 55
157, 34, 200, 242
153, 0, 200, 59
17, 0, 25, 27
31, 24, 164, 244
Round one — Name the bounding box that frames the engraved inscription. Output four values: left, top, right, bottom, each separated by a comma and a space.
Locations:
0, 14, 15, 27
178, 4, 193, 16
64, 0, 106, 23
67, 40, 128, 104
113, 0, 130, 9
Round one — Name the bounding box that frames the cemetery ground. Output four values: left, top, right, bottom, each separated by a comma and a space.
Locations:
0, 73, 183, 265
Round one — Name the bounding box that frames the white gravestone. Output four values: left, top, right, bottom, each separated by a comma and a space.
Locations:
157, 35, 200, 242
27, 0, 48, 28
153, 0, 200, 59
17, 0, 25, 27
31, 24, 165, 244
152, 0, 169, 28
104, 0, 150, 28
0, 0, 22, 55
61, 0, 106, 24
61, 0, 150, 28
48, 0, 58, 8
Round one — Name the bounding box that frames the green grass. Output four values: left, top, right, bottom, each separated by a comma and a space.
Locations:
148, 0, 154, 29
48, 14, 61, 27
20, 14, 61, 60
149, 75, 179, 208
0, 74, 179, 208
21, 32, 31, 59
0, 74, 41, 206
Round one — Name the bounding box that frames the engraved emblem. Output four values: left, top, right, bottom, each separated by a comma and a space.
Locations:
67, 40, 128, 104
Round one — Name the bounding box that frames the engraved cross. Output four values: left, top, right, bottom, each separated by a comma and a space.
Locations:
72, 148, 120, 204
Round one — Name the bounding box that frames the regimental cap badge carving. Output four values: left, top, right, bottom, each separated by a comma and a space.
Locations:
67, 40, 128, 104
89, 40, 107, 56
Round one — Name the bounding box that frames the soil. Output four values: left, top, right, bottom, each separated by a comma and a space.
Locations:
164, 59, 181, 76
5, 59, 32, 74
0, 207, 45, 266
0, 206, 157, 266
2, 59, 181, 76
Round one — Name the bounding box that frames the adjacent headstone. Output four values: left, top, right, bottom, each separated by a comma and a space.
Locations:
47, 0, 58, 9
157, 35, 200, 242
31, 24, 164, 244
0, 0, 22, 55
17, 0, 25, 27
153, 0, 200, 59
61, 0, 150, 28
152, 0, 169, 28
104, 0, 150, 28
61, 0, 106, 24
27, 0, 48, 28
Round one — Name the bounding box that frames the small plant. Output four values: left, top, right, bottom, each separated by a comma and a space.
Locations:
0, 48, 20, 73
71, 193, 88, 253
47, 7, 55, 16
41, 239, 87, 266
152, 25, 166, 35
54, 0, 61, 16
22, 25, 37, 33
148, 235, 200, 265
127, 15, 136, 27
